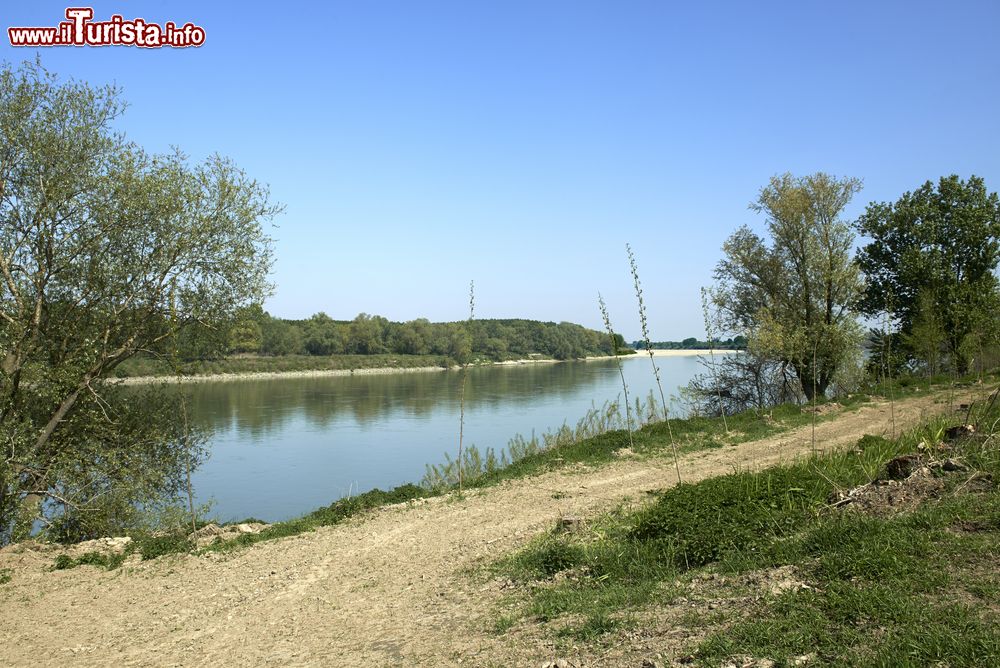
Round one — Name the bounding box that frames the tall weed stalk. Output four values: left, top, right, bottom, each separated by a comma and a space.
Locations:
598, 293, 634, 449
628, 244, 679, 482
458, 280, 475, 492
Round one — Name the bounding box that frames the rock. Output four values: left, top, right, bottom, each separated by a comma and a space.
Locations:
190, 523, 225, 539
541, 660, 577, 668
71, 536, 132, 556
883, 454, 922, 480
558, 516, 583, 532
945, 424, 976, 441
940, 458, 968, 472
722, 656, 774, 668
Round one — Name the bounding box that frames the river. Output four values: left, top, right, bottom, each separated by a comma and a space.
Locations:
178, 353, 720, 522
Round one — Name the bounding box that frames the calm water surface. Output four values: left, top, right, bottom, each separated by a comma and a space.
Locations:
180, 355, 715, 522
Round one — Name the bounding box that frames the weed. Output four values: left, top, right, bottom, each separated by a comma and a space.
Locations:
629, 243, 680, 483
598, 292, 634, 449
458, 280, 475, 491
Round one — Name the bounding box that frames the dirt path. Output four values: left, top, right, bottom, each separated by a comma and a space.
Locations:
0, 388, 980, 667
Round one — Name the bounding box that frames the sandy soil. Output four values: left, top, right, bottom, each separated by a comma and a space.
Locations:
0, 387, 981, 667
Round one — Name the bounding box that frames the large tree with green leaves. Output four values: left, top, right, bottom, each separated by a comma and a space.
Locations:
0, 61, 279, 543
855, 175, 1000, 373
712, 172, 864, 400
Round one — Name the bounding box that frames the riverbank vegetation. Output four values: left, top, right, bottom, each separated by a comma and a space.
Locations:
491, 384, 1000, 665
0, 61, 278, 545
685, 173, 1000, 419
632, 336, 747, 351
113, 314, 625, 378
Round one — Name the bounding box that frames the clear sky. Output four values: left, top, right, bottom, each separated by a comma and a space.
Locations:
3, 1, 999, 340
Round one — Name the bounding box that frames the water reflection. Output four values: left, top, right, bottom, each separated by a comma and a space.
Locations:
180, 361, 636, 436
151, 355, 709, 522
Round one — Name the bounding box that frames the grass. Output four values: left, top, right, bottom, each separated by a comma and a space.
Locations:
490, 383, 1000, 665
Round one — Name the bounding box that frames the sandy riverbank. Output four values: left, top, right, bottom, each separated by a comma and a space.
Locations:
113, 349, 741, 385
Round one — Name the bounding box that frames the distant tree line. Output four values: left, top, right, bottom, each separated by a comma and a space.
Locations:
218, 308, 620, 363
632, 336, 747, 351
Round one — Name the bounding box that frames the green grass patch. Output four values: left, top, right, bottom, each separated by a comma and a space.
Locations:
492, 388, 1000, 665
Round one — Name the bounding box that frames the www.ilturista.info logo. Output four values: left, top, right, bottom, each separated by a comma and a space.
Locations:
8, 7, 205, 48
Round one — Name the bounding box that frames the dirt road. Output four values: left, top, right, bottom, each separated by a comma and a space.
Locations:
0, 389, 977, 667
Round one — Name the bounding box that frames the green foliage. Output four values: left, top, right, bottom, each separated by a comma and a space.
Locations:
30, 387, 210, 545
856, 175, 1000, 373
132, 313, 614, 373
422, 398, 644, 490
302, 312, 345, 355
629, 468, 827, 567
134, 532, 194, 560
116, 353, 451, 378
634, 336, 747, 350
509, 538, 585, 579
713, 172, 865, 400
0, 60, 278, 544
493, 385, 1000, 666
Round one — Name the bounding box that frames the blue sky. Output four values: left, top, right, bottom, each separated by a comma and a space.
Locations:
3, 1, 999, 339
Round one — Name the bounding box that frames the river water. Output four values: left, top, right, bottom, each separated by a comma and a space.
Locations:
179, 354, 717, 522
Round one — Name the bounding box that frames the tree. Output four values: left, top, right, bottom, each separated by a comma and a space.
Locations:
260, 315, 304, 356
855, 175, 1000, 373
0, 61, 279, 543
228, 305, 264, 354
347, 313, 386, 355
303, 312, 344, 355
712, 173, 864, 400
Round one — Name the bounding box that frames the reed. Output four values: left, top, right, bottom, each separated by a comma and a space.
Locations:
628, 244, 680, 483
457, 280, 475, 492
422, 396, 658, 489
598, 292, 634, 450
